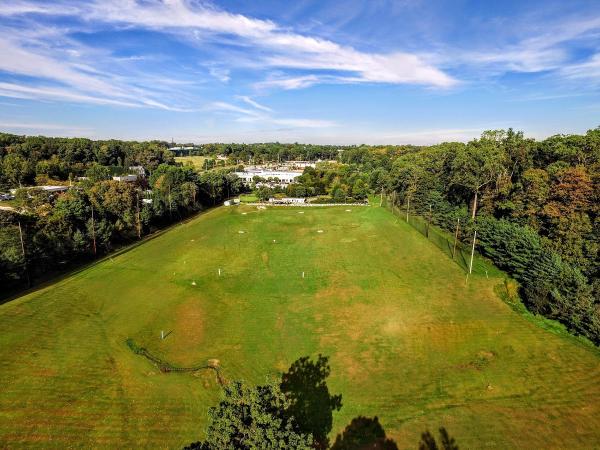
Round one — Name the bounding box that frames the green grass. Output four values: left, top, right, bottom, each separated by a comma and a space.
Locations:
175, 156, 235, 172
239, 193, 258, 203
175, 155, 210, 170
0, 205, 598, 448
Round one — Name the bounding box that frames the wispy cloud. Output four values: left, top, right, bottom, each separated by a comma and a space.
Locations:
209, 98, 337, 129
209, 67, 231, 82
440, 15, 600, 77
41, 0, 456, 88
237, 96, 272, 112
561, 53, 600, 83
0, 120, 93, 135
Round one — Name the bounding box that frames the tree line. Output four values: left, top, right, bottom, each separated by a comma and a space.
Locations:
382, 128, 599, 345
0, 133, 243, 295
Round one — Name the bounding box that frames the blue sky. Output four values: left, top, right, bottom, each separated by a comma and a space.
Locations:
0, 0, 599, 144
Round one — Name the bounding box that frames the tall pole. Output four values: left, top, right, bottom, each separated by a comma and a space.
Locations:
452, 218, 460, 259
406, 196, 410, 222
17, 220, 30, 287
136, 191, 141, 239
426, 204, 432, 238
91, 203, 97, 256
168, 185, 172, 219
379, 188, 383, 207
469, 230, 477, 275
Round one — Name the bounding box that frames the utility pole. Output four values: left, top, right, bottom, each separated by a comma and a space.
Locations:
452, 218, 460, 259
90, 203, 97, 255
136, 191, 141, 239
17, 220, 30, 287
469, 230, 477, 274
426, 204, 432, 238
168, 185, 173, 219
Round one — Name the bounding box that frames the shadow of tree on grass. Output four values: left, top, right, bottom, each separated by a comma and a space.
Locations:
331, 416, 398, 450
281, 354, 342, 449
419, 427, 459, 450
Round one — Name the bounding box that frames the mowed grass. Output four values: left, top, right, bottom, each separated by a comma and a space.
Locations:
0, 205, 599, 448
175, 155, 209, 170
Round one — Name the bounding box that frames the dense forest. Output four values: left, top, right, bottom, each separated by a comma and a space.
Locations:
0, 129, 598, 345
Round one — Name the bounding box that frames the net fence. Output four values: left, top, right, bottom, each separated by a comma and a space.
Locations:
385, 198, 489, 276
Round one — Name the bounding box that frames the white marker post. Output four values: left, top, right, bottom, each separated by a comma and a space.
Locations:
469, 230, 477, 275
218, 268, 222, 276
161, 330, 164, 340
302, 271, 305, 279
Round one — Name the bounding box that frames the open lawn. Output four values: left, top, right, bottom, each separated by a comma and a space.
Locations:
0, 205, 598, 448
175, 156, 234, 172
175, 155, 210, 170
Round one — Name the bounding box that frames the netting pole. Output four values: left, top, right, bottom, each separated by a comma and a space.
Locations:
18, 220, 30, 287
90, 203, 97, 256
452, 218, 460, 260
426, 204, 432, 238
469, 230, 477, 274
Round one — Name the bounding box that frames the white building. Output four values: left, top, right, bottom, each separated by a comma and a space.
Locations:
268, 197, 306, 204
10, 185, 70, 195
168, 146, 195, 152
285, 161, 315, 169
234, 169, 302, 186
128, 166, 146, 177
112, 175, 138, 182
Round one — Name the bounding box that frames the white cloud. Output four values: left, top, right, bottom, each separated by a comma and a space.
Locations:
561, 53, 600, 82
62, 0, 456, 88
209, 99, 336, 129
255, 75, 322, 90
268, 118, 337, 128
209, 67, 231, 82
442, 16, 600, 75
237, 96, 272, 112
207, 101, 260, 117
0, 120, 93, 135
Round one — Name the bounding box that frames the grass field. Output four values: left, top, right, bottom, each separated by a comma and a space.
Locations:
175, 155, 210, 170
175, 155, 234, 172
0, 204, 599, 448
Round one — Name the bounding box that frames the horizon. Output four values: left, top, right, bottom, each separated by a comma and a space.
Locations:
1, 0, 599, 145
1, 126, 598, 147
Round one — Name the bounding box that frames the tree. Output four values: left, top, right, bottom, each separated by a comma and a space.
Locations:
280, 355, 342, 449
85, 164, 111, 183
352, 179, 368, 200
257, 186, 271, 202
184, 380, 312, 450
0, 222, 25, 284
451, 135, 506, 219
3, 153, 30, 187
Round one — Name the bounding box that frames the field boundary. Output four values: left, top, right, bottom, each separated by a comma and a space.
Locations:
383, 197, 490, 276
